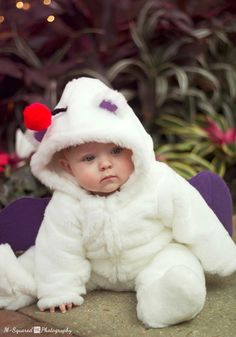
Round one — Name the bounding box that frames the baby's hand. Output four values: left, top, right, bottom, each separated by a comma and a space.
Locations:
40, 303, 73, 313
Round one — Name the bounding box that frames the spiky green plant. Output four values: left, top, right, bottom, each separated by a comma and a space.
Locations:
156, 113, 236, 178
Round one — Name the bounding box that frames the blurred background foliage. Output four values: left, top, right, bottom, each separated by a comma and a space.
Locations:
0, 0, 236, 208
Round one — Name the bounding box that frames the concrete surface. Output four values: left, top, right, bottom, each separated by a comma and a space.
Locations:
1, 215, 236, 337
19, 273, 236, 337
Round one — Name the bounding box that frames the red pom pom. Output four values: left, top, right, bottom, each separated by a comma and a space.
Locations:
23, 103, 52, 131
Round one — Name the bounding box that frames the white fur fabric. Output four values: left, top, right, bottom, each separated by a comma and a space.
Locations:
0, 244, 36, 310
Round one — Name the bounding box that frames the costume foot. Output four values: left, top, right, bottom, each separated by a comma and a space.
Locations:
136, 265, 206, 328
0, 244, 36, 310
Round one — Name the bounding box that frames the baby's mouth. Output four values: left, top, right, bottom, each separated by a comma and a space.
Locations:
101, 175, 117, 182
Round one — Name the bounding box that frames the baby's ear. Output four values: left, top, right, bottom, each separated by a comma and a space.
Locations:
59, 158, 73, 175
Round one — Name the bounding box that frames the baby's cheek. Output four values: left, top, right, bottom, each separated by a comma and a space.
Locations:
80, 172, 98, 189
123, 161, 134, 177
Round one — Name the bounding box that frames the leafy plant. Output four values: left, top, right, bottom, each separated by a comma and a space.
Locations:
106, 1, 194, 129
156, 113, 236, 178
106, 0, 236, 131
0, 152, 48, 208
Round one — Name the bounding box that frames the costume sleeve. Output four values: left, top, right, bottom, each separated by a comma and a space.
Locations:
157, 165, 236, 276
35, 192, 91, 310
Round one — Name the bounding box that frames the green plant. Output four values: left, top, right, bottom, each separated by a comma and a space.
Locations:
156, 113, 236, 179
106, 1, 193, 129
106, 0, 236, 133
0, 152, 48, 208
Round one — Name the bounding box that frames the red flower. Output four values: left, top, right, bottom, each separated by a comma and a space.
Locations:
205, 119, 236, 145
0, 152, 22, 173
0, 152, 9, 172
224, 128, 236, 144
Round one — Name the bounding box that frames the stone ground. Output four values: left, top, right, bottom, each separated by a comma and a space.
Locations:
0, 216, 236, 337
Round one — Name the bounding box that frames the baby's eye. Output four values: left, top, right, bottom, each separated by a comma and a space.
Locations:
82, 154, 95, 162
111, 146, 123, 154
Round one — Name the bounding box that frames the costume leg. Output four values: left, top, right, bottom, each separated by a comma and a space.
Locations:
135, 243, 206, 328
0, 244, 36, 310
189, 171, 233, 235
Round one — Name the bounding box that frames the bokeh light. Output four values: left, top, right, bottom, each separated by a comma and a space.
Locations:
47, 15, 55, 23
43, 0, 52, 5
16, 1, 24, 9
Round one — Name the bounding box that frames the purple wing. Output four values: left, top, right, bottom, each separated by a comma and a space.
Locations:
0, 197, 50, 251
189, 171, 233, 236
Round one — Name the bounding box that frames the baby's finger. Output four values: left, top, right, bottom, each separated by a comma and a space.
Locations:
59, 304, 66, 313
50, 307, 55, 313
67, 303, 73, 310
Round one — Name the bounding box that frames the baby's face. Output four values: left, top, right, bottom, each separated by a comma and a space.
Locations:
60, 142, 134, 196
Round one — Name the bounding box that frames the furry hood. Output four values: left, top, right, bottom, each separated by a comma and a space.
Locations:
30, 77, 156, 198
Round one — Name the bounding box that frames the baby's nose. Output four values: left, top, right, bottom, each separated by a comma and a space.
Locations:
99, 158, 112, 170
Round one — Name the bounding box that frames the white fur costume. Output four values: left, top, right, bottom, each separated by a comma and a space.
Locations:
1, 77, 236, 328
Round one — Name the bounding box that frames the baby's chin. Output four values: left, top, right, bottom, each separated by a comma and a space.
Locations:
90, 186, 121, 197
92, 189, 119, 197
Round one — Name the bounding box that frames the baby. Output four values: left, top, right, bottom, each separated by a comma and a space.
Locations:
0, 77, 236, 328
